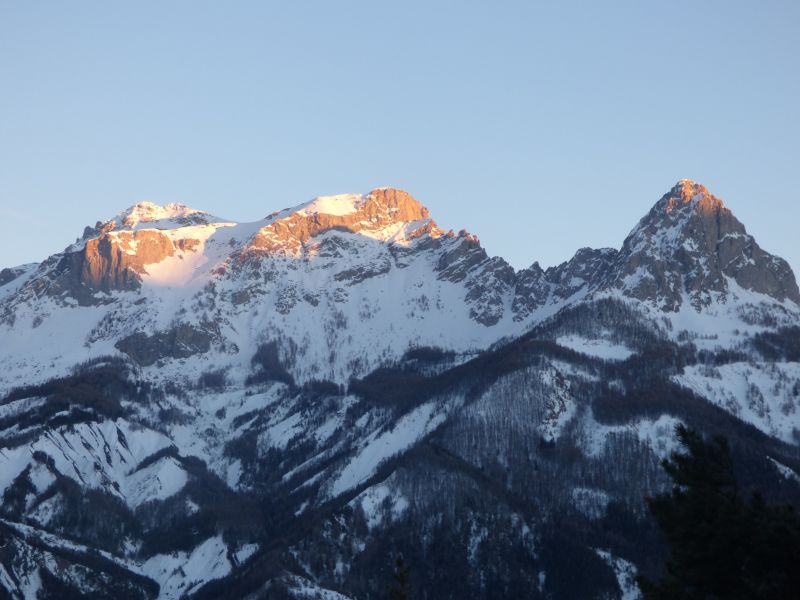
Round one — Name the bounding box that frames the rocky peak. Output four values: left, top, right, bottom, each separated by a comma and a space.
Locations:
661, 179, 725, 215
118, 201, 217, 229
612, 180, 800, 310
81, 202, 220, 241
299, 188, 431, 223
625, 180, 728, 252
248, 187, 444, 254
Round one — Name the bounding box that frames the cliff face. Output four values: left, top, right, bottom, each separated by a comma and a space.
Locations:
35, 229, 204, 305
80, 230, 176, 292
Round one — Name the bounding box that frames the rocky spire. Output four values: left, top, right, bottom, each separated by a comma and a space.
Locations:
612, 180, 799, 310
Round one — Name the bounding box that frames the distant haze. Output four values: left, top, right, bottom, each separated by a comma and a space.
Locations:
1, 1, 798, 274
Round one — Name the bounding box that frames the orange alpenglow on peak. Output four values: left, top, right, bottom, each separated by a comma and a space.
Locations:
248, 187, 442, 253
358, 187, 430, 222
664, 180, 725, 215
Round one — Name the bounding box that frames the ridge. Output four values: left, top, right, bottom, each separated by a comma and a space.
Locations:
116, 201, 223, 229
247, 187, 444, 254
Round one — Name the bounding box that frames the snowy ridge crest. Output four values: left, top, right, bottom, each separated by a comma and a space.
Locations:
117, 202, 220, 229
0, 180, 798, 391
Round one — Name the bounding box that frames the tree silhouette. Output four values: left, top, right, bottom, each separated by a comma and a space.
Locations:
388, 554, 411, 600
639, 425, 800, 599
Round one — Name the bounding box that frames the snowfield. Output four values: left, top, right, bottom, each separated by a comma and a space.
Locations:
556, 334, 634, 361
676, 361, 800, 443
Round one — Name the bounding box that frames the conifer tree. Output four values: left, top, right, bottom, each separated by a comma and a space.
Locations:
639, 425, 800, 599
388, 554, 411, 600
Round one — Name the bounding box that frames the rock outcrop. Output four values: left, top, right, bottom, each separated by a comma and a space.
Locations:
115, 324, 215, 366
0, 266, 26, 288
80, 230, 176, 292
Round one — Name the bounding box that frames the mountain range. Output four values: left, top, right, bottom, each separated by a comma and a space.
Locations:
1, 180, 799, 599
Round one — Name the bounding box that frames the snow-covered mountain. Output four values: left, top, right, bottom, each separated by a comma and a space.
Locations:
1, 181, 799, 599
1, 187, 531, 390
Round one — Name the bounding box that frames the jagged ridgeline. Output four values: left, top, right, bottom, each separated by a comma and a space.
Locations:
1, 181, 799, 598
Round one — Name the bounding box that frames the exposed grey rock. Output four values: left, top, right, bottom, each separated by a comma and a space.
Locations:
115, 324, 214, 366
275, 286, 299, 315
231, 290, 251, 305
333, 256, 392, 285
464, 255, 516, 326
435, 231, 487, 283
512, 262, 549, 321
0, 267, 26, 287
609, 180, 800, 310
435, 232, 516, 325
546, 247, 618, 301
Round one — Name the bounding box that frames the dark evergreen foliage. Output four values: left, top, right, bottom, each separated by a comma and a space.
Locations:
640, 425, 800, 600
752, 326, 800, 362
197, 368, 228, 390
2, 356, 135, 420
246, 341, 296, 387
402, 346, 456, 362
387, 554, 411, 600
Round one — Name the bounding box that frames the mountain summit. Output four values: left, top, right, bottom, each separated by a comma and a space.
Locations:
661, 179, 725, 213
246, 187, 443, 254
613, 179, 800, 309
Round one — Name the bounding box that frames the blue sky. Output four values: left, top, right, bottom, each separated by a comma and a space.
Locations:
1, 1, 798, 272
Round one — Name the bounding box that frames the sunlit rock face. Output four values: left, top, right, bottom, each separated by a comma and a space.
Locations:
35, 229, 204, 306
63, 201, 219, 295
80, 230, 176, 292
247, 187, 443, 254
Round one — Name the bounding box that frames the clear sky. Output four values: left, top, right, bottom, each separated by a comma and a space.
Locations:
1, 1, 798, 273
